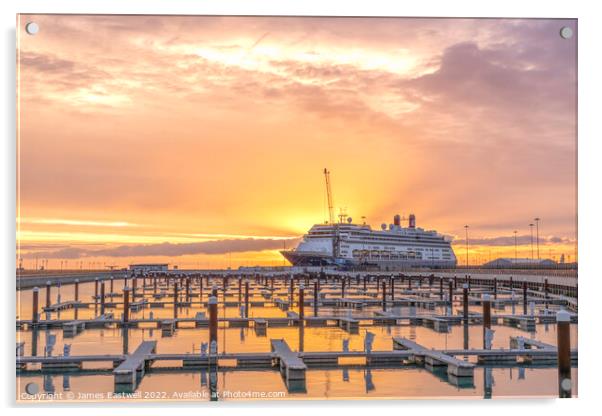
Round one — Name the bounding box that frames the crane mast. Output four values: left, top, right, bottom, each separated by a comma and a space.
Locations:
323, 168, 335, 225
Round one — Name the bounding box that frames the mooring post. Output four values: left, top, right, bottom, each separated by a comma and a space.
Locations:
199, 275, 204, 300
123, 287, 130, 323
186, 277, 191, 303
408, 276, 412, 291
32, 287, 39, 324
299, 284, 305, 320
209, 295, 218, 347
493, 278, 497, 300
556, 309, 572, 398
382, 281, 387, 311
454, 276, 457, 289
463, 283, 469, 323
313, 280, 319, 316
153, 276, 157, 295
448, 280, 453, 309
545, 278, 549, 300
468, 275, 471, 291
483, 294, 491, 349
342, 278, 346, 298
289, 277, 294, 304
391, 276, 395, 301
93, 278, 98, 304
173, 282, 179, 320
363, 275, 367, 291
238, 278, 242, 303
100, 281, 106, 315
510, 276, 513, 289
132, 276, 137, 299
523, 281, 528, 315
439, 278, 443, 300
43, 281, 53, 310
244, 280, 249, 318
74, 279, 79, 302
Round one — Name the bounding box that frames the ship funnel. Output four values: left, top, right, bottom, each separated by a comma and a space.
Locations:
393, 214, 401, 227
409, 214, 416, 228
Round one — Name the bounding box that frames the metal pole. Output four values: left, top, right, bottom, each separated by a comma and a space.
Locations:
556, 309, 572, 398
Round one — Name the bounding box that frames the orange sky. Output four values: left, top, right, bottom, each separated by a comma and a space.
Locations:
16, 15, 577, 269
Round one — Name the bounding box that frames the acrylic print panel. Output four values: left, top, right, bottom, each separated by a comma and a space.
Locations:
16, 15, 577, 402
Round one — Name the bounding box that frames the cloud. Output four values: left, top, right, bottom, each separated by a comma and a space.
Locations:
21, 237, 302, 259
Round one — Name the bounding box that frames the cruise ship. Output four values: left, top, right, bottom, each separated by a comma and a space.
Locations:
281, 214, 457, 269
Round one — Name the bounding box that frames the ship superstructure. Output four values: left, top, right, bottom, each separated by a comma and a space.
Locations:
281, 214, 457, 268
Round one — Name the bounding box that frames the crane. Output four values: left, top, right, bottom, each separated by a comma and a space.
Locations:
323, 168, 335, 225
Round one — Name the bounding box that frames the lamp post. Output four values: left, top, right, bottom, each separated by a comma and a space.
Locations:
529, 223, 534, 260
534, 217, 540, 260
464, 225, 469, 267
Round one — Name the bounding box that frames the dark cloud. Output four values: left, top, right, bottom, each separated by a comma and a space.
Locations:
21, 238, 302, 259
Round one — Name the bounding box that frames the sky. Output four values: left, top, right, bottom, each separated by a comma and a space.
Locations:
16, 15, 577, 269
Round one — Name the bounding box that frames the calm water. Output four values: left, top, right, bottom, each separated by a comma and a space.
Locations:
16, 278, 578, 401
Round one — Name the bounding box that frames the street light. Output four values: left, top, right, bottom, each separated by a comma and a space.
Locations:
529, 223, 534, 260
464, 225, 469, 267
534, 217, 541, 260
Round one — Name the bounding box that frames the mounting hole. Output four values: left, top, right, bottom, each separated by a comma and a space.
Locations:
560, 26, 573, 39
561, 378, 572, 391
25, 22, 39, 35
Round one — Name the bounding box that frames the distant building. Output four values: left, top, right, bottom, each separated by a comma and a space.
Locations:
482, 258, 557, 268
129, 263, 169, 272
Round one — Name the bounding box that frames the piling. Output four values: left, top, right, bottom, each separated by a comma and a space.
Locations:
209, 296, 218, 348
556, 309, 572, 398
342, 278, 346, 298
186, 277, 191, 302
390, 276, 395, 301
153, 276, 157, 295
45, 281, 51, 308
32, 287, 39, 324
523, 282, 528, 315
173, 282, 179, 320
110, 277, 114, 294
408, 276, 412, 291
493, 278, 497, 300
299, 284, 305, 320
100, 281, 106, 315
132, 276, 137, 299
448, 280, 453, 308
74, 279, 79, 302
238, 278, 242, 303
313, 281, 319, 316
462, 283, 469, 323
123, 287, 130, 323
94, 278, 99, 304
382, 281, 387, 311
439, 278, 443, 300
483, 294, 491, 350
363, 275, 367, 291
244, 281, 250, 318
